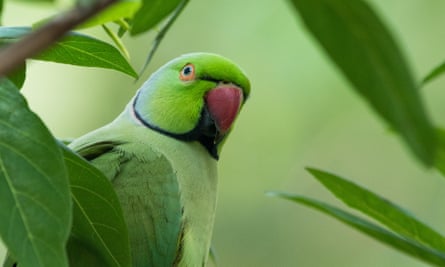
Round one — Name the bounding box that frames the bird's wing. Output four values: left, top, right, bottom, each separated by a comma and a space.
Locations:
69, 128, 185, 267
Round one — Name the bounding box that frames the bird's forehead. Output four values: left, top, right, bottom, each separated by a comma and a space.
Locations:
166, 53, 226, 69
159, 53, 250, 95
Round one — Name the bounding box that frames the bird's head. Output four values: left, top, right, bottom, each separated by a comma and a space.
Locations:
132, 53, 250, 159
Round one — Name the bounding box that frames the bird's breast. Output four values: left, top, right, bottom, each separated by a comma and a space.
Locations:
115, 123, 218, 266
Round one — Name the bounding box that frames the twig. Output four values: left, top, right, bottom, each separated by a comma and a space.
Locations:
0, 0, 118, 76
102, 24, 130, 59
138, 0, 190, 78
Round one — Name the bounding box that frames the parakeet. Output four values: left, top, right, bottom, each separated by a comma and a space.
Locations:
67, 53, 250, 266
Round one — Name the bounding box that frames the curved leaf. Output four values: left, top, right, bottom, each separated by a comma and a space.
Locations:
12, 0, 54, 2
79, 0, 141, 29
306, 168, 445, 253
35, 33, 137, 78
0, 27, 137, 78
434, 128, 445, 176
269, 192, 445, 266
423, 62, 445, 85
35, 1, 141, 30
130, 0, 182, 35
0, 79, 71, 267
289, 0, 436, 165
61, 145, 131, 267
0, 0, 3, 25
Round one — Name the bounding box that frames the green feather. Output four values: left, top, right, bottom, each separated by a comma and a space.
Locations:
69, 106, 218, 266
3, 53, 249, 267
71, 52, 250, 266
134, 53, 250, 135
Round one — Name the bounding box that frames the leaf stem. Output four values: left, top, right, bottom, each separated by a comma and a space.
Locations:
102, 24, 130, 59
115, 18, 131, 32
138, 0, 190, 78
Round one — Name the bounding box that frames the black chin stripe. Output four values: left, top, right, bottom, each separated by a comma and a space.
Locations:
132, 91, 221, 160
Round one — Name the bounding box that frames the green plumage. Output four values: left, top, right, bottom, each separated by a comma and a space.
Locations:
71, 53, 249, 266
70, 109, 217, 266
3, 53, 249, 267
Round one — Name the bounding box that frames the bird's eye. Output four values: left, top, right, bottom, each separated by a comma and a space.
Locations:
179, 63, 195, 81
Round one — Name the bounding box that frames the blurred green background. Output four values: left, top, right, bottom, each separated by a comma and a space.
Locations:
3, 0, 445, 266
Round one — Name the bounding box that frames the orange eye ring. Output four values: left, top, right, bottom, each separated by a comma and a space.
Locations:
179, 63, 195, 81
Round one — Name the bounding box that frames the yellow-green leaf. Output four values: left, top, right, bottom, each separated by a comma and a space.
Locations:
80, 0, 141, 29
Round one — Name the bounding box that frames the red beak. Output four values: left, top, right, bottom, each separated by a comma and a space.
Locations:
205, 85, 243, 134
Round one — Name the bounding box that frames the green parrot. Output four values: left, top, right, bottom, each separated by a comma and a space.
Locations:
68, 53, 249, 266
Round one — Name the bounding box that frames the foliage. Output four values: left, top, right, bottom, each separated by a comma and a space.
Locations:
1, 0, 445, 266
269, 168, 445, 266
0, 0, 187, 266
62, 144, 131, 267
268, 0, 445, 266
289, 0, 435, 165
0, 27, 137, 80
0, 78, 70, 267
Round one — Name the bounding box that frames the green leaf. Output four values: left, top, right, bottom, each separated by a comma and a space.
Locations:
11, 0, 54, 2
0, 0, 3, 25
0, 27, 137, 78
61, 145, 131, 267
35, 33, 137, 78
79, 0, 141, 29
209, 246, 218, 267
269, 192, 445, 266
0, 79, 71, 267
6, 63, 26, 89
289, 0, 436, 165
130, 0, 182, 35
35, 1, 141, 30
306, 168, 445, 253
76, 0, 99, 6
434, 128, 445, 176
423, 61, 445, 85
3, 253, 16, 267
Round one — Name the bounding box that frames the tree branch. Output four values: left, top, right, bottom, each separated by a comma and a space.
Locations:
0, 0, 118, 76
